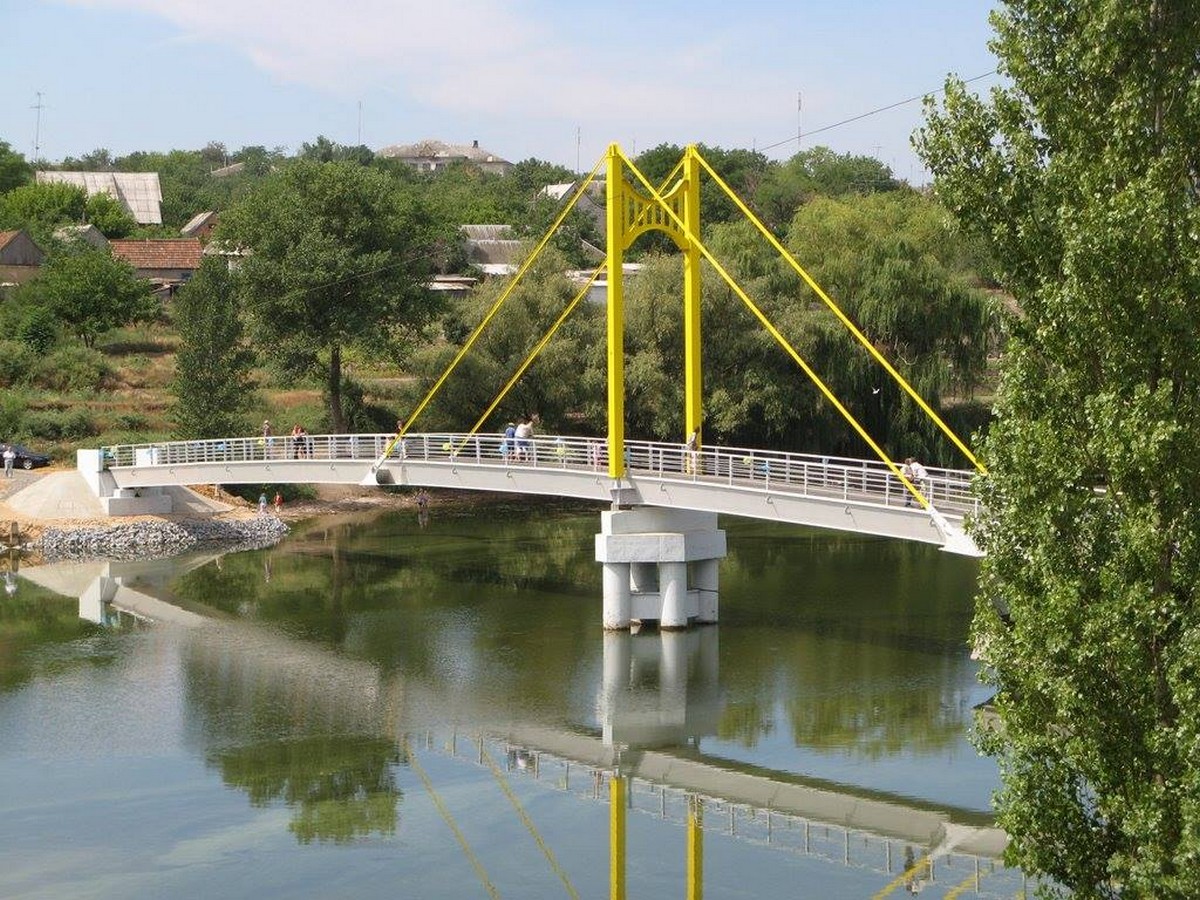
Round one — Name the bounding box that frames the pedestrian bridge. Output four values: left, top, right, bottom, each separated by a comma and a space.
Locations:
82, 431, 981, 555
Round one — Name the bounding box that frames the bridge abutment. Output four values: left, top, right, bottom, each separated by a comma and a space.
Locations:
595, 508, 726, 631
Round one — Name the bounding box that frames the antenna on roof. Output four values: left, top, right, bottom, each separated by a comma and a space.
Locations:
30, 91, 46, 164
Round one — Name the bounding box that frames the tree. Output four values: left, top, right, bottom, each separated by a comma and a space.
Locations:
83, 192, 135, 238
753, 146, 901, 231
0, 141, 32, 194
219, 161, 446, 432
0, 181, 86, 243
917, 2, 1200, 894
169, 257, 256, 438
34, 248, 156, 347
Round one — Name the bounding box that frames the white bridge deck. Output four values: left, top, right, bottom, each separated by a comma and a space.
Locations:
94, 433, 982, 553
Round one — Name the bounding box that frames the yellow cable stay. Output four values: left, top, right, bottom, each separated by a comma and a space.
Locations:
403, 736, 501, 899
617, 147, 930, 508
373, 155, 606, 464
692, 150, 987, 475
482, 747, 580, 899
453, 158, 688, 451
460, 163, 696, 448
456, 265, 603, 449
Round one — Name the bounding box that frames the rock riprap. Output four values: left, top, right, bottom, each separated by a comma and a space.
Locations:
35, 516, 289, 560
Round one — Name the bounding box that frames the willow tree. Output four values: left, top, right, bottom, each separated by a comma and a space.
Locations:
219, 161, 444, 433
918, 2, 1200, 893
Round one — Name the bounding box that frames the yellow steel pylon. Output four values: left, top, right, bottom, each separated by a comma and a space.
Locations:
604, 144, 703, 479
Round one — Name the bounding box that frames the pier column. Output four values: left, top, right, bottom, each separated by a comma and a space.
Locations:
595, 508, 726, 632
629, 562, 658, 593
694, 559, 720, 624
659, 562, 689, 629
602, 563, 632, 630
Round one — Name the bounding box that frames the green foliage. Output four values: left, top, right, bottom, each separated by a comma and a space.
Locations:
0, 182, 86, 244
23, 407, 97, 441
753, 146, 900, 230
220, 160, 447, 432
83, 192, 135, 238
0, 141, 33, 194
169, 257, 256, 439
31, 345, 114, 392
0, 389, 25, 437
402, 248, 603, 434
0, 340, 35, 387
319, 375, 394, 434
18, 305, 59, 353
34, 248, 157, 348
918, 2, 1200, 894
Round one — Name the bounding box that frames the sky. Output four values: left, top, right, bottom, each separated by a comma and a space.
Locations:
2, 0, 1001, 184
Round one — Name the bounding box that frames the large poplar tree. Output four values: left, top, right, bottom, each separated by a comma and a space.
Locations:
170, 256, 255, 439
219, 161, 444, 433
917, 2, 1200, 894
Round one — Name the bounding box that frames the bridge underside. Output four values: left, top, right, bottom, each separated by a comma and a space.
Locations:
98, 455, 965, 551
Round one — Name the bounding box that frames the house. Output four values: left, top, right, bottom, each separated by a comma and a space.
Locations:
181, 211, 219, 242
36, 171, 163, 225
461, 224, 524, 275
377, 139, 513, 176
0, 230, 46, 286
109, 239, 203, 295
53, 224, 110, 250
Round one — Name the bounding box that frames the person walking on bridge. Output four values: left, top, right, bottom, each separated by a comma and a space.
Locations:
514, 416, 533, 461
901, 457, 928, 507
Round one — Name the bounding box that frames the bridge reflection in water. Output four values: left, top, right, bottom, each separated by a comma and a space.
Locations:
19, 553, 1032, 898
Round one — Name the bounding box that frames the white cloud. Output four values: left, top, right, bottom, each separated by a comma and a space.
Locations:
62, 0, 784, 132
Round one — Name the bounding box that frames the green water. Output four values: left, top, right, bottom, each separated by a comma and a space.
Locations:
0, 500, 1027, 898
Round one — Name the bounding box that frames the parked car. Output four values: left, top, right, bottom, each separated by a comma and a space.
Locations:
6, 444, 51, 470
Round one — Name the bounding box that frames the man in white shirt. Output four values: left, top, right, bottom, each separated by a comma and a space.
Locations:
902, 457, 928, 507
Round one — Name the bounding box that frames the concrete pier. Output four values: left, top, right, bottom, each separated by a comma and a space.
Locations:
594, 508, 726, 631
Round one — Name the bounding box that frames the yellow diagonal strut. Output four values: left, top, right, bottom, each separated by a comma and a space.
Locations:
691, 150, 985, 474
616, 146, 931, 508
371, 156, 605, 467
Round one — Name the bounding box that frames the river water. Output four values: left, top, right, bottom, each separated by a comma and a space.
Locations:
0, 499, 1028, 898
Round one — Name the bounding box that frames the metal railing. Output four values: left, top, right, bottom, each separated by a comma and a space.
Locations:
101, 432, 980, 517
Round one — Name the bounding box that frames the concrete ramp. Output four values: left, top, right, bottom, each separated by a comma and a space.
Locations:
4, 471, 234, 521
5, 471, 107, 520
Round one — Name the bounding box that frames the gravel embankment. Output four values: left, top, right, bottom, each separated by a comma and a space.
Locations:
33, 515, 289, 561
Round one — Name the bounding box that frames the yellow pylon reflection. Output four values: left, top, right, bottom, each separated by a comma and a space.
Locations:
610, 774, 627, 900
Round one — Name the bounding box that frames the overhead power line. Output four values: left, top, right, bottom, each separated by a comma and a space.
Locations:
759, 69, 998, 154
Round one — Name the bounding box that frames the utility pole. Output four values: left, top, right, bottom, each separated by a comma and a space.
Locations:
797, 90, 802, 149
31, 92, 45, 164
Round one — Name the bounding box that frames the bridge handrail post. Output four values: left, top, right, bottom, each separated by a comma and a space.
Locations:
842, 468, 849, 500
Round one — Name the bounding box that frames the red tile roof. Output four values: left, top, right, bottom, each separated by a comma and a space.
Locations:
110, 239, 203, 270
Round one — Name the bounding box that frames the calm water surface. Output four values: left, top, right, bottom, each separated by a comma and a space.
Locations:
0, 500, 1027, 898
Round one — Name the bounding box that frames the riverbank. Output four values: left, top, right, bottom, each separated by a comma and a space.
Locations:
0, 469, 439, 561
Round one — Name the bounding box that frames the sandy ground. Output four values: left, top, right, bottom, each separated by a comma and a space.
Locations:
0, 467, 427, 546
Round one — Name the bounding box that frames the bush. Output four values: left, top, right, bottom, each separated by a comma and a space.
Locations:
19, 306, 59, 354
24, 408, 97, 441
224, 483, 317, 504
31, 345, 114, 393
112, 412, 150, 431
0, 340, 35, 388
0, 391, 25, 437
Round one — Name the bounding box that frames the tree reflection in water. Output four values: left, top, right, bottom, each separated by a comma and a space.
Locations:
208, 735, 404, 844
